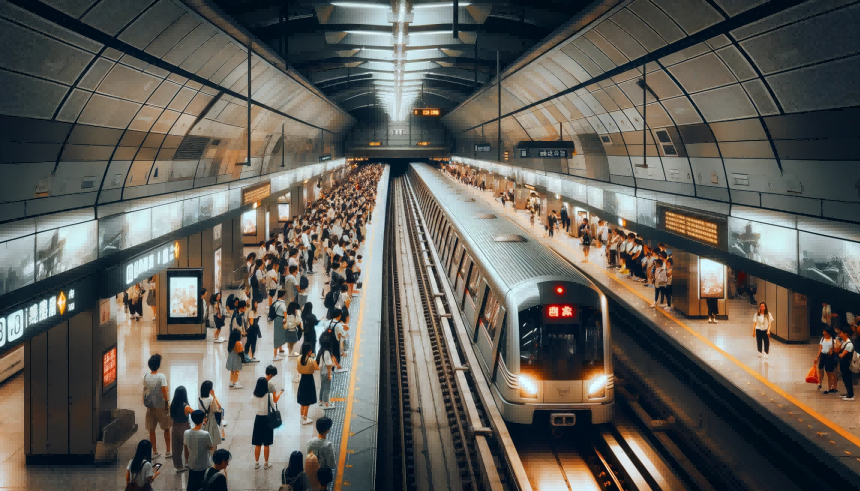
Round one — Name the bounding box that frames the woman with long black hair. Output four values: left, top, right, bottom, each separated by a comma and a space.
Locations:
245, 299, 262, 362
126, 439, 159, 489
251, 377, 280, 469
198, 380, 223, 450
753, 302, 774, 361
210, 292, 225, 343
296, 342, 318, 425
282, 450, 310, 491
301, 302, 319, 351
168, 386, 194, 472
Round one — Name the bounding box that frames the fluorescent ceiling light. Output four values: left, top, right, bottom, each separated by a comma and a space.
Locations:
344, 31, 391, 36
331, 2, 391, 8
414, 3, 470, 7
410, 31, 453, 36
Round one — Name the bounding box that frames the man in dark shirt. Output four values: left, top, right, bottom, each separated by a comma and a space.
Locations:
201, 449, 231, 491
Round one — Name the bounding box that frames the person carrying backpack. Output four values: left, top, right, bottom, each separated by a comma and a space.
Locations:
143, 354, 171, 458
199, 449, 231, 491
271, 290, 288, 361
126, 439, 159, 491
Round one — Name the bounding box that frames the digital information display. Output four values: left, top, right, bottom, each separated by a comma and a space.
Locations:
242, 181, 271, 205
413, 108, 441, 116
545, 304, 577, 320
166, 269, 203, 324
475, 144, 491, 153
658, 204, 727, 250
102, 345, 117, 394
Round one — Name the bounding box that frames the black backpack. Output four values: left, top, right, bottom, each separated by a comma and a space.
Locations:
198, 468, 223, 491
250, 271, 259, 290
268, 302, 279, 322
324, 290, 335, 309
299, 275, 309, 290
225, 294, 235, 310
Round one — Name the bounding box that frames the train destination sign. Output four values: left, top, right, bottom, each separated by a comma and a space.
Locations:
475, 143, 491, 153
413, 108, 441, 116
515, 140, 576, 159
242, 181, 271, 205
657, 203, 727, 250
539, 149, 567, 158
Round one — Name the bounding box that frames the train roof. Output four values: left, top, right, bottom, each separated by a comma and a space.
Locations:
409, 163, 594, 294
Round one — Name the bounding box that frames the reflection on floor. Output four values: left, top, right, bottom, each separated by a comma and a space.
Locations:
458, 178, 860, 442
0, 242, 362, 490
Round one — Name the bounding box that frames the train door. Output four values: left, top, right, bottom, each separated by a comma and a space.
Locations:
449, 244, 465, 284
463, 271, 484, 338
456, 257, 472, 308
475, 284, 504, 373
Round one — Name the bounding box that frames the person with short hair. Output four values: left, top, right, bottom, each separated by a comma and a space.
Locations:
201, 449, 231, 491
306, 416, 336, 473
184, 409, 213, 491
143, 354, 171, 458
836, 327, 855, 401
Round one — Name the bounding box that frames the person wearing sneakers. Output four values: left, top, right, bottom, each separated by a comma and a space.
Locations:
252, 377, 280, 469
143, 354, 172, 460
306, 417, 336, 477
836, 327, 855, 401
752, 302, 774, 361
296, 343, 318, 425
226, 326, 245, 389
272, 290, 288, 361
651, 259, 667, 309
816, 329, 838, 394
183, 410, 212, 491
210, 292, 226, 343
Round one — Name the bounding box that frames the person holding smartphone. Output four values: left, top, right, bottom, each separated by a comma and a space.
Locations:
126, 440, 160, 489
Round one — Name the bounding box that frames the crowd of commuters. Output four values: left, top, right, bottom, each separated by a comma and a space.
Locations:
129, 164, 383, 491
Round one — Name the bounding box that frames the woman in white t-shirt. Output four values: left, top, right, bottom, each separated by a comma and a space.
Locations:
752, 302, 774, 360
816, 328, 838, 393
251, 377, 281, 469
126, 439, 159, 488
317, 343, 336, 409
198, 380, 224, 448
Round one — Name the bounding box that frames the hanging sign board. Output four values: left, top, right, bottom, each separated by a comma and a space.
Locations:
319, 154, 331, 162
657, 203, 728, 250
475, 143, 491, 153
100, 240, 179, 298
242, 181, 271, 205
0, 275, 95, 356
515, 140, 575, 158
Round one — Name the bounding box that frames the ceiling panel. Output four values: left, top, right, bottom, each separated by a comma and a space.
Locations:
650, 0, 724, 35
0, 18, 95, 85
0, 69, 69, 119
668, 52, 736, 93
690, 83, 758, 122
118, 0, 185, 50
81, 0, 151, 37
97, 64, 163, 103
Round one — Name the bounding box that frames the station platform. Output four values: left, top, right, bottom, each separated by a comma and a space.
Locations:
0, 167, 388, 490
441, 170, 860, 475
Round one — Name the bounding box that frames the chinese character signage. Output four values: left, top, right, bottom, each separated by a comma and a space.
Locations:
103, 345, 117, 393
545, 304, 577, 320
538, 149, 568, 158
0, 277, 93, 356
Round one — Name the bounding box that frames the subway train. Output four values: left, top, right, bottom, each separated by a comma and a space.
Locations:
407, 163, 613, 426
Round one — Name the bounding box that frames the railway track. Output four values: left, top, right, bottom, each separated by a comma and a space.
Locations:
383, 175, 528, 491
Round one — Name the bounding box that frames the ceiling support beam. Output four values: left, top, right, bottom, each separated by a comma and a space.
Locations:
453, 0, 459, 39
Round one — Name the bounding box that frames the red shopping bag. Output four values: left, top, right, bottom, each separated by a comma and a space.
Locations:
805, 365, 820, 384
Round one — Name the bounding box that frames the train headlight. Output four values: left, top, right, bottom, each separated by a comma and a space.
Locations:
518, 374, 539, 398
588, 374, 609, 398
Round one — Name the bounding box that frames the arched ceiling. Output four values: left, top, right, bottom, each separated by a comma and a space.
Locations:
208, 0, 599, 119
443, 0, 860, 227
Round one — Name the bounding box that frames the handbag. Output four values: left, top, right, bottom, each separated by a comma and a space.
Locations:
267, 395, 283, 429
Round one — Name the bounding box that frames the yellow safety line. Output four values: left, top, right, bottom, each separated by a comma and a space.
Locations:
335, 169, 384, 491
450, 172, 860, 450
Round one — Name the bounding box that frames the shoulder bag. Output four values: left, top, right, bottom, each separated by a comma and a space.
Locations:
267, 394, 283, 429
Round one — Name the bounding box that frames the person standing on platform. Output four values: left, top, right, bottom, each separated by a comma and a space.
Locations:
286, 302, 304, 366
126, 440, 160, 489
296, 342, 319, 425
306, 417, 336, 487
272, 290, 288, 361
184, 410, 213, 491
548, 211, 557, 238
266, 262, 280, 307
752, 302, 774, 360
143, 354, 171, 459
198, 381, 224, 451
168, 386, 194, 472
251, 377, 279, 469
816, 329, 838, 393
560, 206, 569, 232
706, 297, 719, 324
664, 258, 674, 311
302, 302, 319, 350
226, 323, 245, 389
651, 259, 668, 309
245, 299, 262, 363
201, 449, 231, 491
836, 327, 855, 401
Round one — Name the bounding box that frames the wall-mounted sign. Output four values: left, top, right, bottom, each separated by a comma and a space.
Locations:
699, 258, 725, 299
515, 141, 576, 159
0, 276, 95, 356
475, 143, 491, 153
368, 142, 382, 146
167, 269, 204, 325
319, 154, 332, 162
657, 203, 727, 250
99, 241, 178, 299
102, 345, 117, 394
417, 141, 430, 146
413, 108, 441, 116
241, 181, 271, 205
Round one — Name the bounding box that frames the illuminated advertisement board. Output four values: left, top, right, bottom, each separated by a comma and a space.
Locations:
728, 217, 797, 274
699, 258, 725, 299
242, 209, 257, 236
166, 269, 203, 324
102, 345, 117, 394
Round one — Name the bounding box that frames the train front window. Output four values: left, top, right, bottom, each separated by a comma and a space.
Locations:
518, 305, 604, 380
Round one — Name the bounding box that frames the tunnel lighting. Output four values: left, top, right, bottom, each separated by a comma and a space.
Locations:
414, 2, 471, 7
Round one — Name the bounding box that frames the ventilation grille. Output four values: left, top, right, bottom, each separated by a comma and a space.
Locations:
600, 135, 612, 144
174, 136, 211, 160
662, 144, 678, 156
732, 173, 750, 186
475, 213, 497, 219
81, 176, 96, 189
494, 234, 527, 242
655, 130, 672, 143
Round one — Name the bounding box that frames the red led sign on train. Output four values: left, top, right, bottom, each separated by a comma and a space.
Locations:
545, 304, 576, 319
